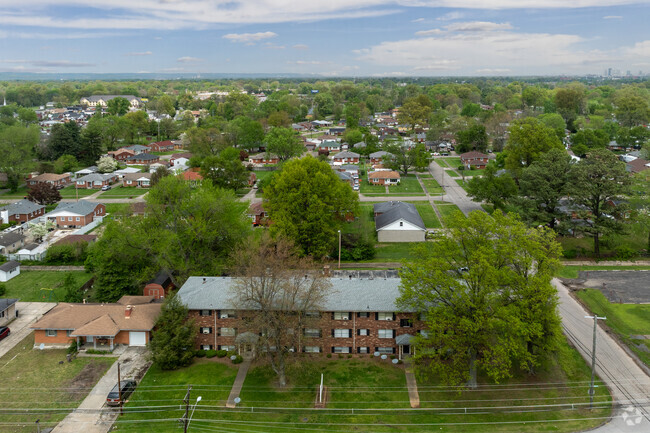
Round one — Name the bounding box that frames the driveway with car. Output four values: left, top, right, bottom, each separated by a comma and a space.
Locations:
0, 302, 56, 358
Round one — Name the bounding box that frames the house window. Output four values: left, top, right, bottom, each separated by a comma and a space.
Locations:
46, 329, 57, 337
201, 345, 213, 351
199, 310, 212, 316
305, 311, 320, 318
357, 329, 369, 336
219, 310, 236, 319
332, 346, 350, 354
304, 328, 321, 338
333, 312, 350, 320
357, 312, 369, 318
200, 327, 212, 334
357, 347, 369, 354
376, 347, 395, 354
219, 345, 236, 351
66, 330, 73, 337
219, 327, 236, 337
399, 221, 403, 227
377, 312, 395, 321
76, 217, 80, 221
303, 346, 321, 353
400, 319, 413, 328
68, 217, 72, 221
333, 329, 351, 338
378, 329, 395, 339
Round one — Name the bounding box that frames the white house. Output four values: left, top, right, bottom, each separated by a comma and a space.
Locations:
373, 202, 426, 243
0, 260, 20, 282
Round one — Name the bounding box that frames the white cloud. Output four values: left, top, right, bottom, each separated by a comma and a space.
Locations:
445, 21, 513, 32
223, 31, 277, 44
411, 17, 425, 22
0, 59, 94, 67
603, 15, 623, 19
624, 40, 650, 57
289, 60, 325, 65
263, 42, 285, 49
293, 44, 309, 50
415, 29, 444, 36
177, 56, 203, 63
475, 68, 511, 73
437, 11, 464, 21
126, 51, 153, 56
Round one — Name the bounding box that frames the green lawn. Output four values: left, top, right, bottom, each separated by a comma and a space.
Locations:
98, 185, 148, 198
420, 178, 443, 195
252, 170, 276, 183
0, 185, 30, 199
361, 175, 426, 196
359, 181, 387, 194
59, 186, 98, 199
4, 270, 93, 302
105, 203, 132, 214
0, 333, 115, 433
413, 202, 442, 228
576, 289, 650, 367
435, 159, 449, 168
437, 204, 464, 226
556, 265, 650, 279
456, 179, 470, 191
373, 242, 420, 261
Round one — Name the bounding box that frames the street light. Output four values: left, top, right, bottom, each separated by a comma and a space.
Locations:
585, 315, 606, 409
338, 230, 341, 269
186, 396, 202, 431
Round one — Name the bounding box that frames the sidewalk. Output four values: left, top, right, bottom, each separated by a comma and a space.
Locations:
226, 358, 252, 408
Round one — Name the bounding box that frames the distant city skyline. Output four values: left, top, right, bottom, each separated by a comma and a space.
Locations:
0, 1, 648, 77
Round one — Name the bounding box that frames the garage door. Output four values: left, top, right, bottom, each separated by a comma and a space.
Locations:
129, 332, 147, 346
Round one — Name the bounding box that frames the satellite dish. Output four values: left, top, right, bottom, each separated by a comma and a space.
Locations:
380, 354, 387, 360
392, 359, 399, 364
230, 355, 237, 361
373, 351, 380, 357
234, 397, 241, 404
39, 343, 45, 350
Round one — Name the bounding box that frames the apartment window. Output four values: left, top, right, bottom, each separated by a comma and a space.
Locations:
376, 347, 395, 354
333, 329, 351, 338
357, 312, 370, 318
46, 329, 57, 337
419, 312, 427, 321
219, 345, 236, 351
376, 312, 395, 321
68, 217, 72, 221
219, 327, 236, 337
303, 346, 321, 353
199, 310, 212, 317
357, 329, 369, 336
332, 346, 351, 354
400, 319, 413, 328
219, 310, 237, 319
378, 329, 395, 339
357, 347, 369, 354
418, 330, 429, 338
200, 327, 212, 334
333, 312, 350, 320
76, 217, 80, 221
304, 328, 321, 338
201, 345, 213, 351
305, 311, 321, 318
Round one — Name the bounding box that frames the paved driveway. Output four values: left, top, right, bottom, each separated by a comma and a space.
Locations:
570, 270, 650, 304
52, 346, 150, 433
0, 302, 56, 358
554, 279, 650, 432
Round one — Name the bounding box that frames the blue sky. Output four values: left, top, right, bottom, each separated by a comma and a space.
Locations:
0, 1, 648, 76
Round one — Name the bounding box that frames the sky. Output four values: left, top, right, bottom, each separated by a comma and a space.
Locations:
0, 1, 648, 77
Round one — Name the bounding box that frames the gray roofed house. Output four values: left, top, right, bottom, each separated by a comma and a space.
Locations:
373, 201, 426, 243
0, 298, 18, 326
0, 231, 26, 255
124, 145, 151, 154
369, 150, 390, 161
53, 201, 102, 216
352, 141, 366, 149
0, 260, 20, 282
0, 200, 45, 224
75, 173, 117, 189
75, 166, 98, 177
176, 276, 413, 313
126, 153, 159, 162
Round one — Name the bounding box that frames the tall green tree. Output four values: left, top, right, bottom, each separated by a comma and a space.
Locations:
200, 148, 249, 191
569, 149, 632, 256
455, 124, 488, 153
265, 156, 358, 257
504, 117, 563, 174
398, 98, 431, 134
398, 211, 562, 388
106, 97, 130, 116
0, 124, 39, 191
466, 163, 517, 210
629, 173, 650, 253
264, 127, 303, 161
46, 121, 82, 161
149, 294, 197, 370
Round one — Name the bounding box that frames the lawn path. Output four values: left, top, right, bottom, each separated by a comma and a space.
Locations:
226, 358, 252, 408
415, 173, 444, 228
404, 365, 420, 408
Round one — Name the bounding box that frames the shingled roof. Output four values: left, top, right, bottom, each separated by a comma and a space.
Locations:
373, 201, 425, 231
0, 200, 44, 216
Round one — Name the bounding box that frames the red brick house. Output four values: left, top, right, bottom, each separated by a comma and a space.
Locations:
148, 140, 176, 152
180, 171, 203, 183
248, 172, 257, 187
75, 173, 117, 189
27, 173, 71, 188
247, 202, 268, 226
108, 149, 135, 162
332, 151, 360, 165
48, 201, 106, 228
122, 172, 152, 188
249, 153, 279, 165
460, 151, 489, 169
143, 271, 175, 299
369, 151, 391, 164
368, 171, 401, 186
0, 200, 45, 224
177, 276, 423, 358
126, 153, 160, 165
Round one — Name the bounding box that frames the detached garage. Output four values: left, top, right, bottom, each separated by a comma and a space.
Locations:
374, 201, 426, 243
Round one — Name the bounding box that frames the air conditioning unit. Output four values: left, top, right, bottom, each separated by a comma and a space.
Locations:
202, 329, 210, 334
220, 314, 229, 319
384, 317, 393, 321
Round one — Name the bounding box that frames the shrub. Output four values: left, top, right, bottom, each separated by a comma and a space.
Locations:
326, 354, 332, 358
195, 350, 207, 358
390, 355, 396, 360
85, 349, 111, 355
67, 340, 78, 354
216, 350, 227, 358
338, 354, 343, 359
562, 249, 578, 259
347, 354, 353, 359
231, 355, 243, 364
614, 245, 637, 260
205, 350, 217, 358
0, 283, 6, 297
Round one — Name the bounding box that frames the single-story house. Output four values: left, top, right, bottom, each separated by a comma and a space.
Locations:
336, 170, 354, 187
0, 232, 26, 255
75, 173, 117, 189
0, 298, 18, 327
74, 166, 98, 178
27, 173, 71, 188
47, 201, 106, 229
248, 202, 268, 227
0, 260, 20, 282
52, 234, 98, 247
249, 153, 279, 165
369, 151, 391, 164
108, 149, 135, 162
332, 151, 360, 165
126, 153, 160, 165
319, 140, 342, 152
113, 167, 142, 178
460, 151, 489, 169
122, 172, 152, 188
626, 158, 650, 174
352, 142, 366, 149
373, 202, 426, 243
31, 295, 162, 350
0, 200, 45, 225
148, 140, 175, 152
170, 153, 192, 167
368, 171, 401, 186
123, 145, 151, 155
180, 171, 203, 184
329, 127, 346, 136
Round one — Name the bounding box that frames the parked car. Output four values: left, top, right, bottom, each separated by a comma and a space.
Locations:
101, 185, 111, 191
106, 379, 137, 406
0, 327, 10, 341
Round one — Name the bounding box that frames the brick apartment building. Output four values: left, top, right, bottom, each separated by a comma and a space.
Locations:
177, 275, 423, 359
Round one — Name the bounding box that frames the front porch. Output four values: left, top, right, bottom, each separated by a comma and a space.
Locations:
396, 333, 415, 361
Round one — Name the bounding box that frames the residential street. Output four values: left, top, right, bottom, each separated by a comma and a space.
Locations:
554, 279, 650, 432
428, 159, 484, 215
0, 302, 56, 358
52, 347, 150, 433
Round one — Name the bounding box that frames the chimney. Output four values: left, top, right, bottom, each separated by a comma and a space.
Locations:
202, 278, 207, 284
323, 265, 330, 277
125, 305, 133, 319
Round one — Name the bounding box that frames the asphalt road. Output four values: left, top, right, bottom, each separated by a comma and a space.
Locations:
0, 302, 56, 358
554, 279, 650, 432
428, 159, 484, 215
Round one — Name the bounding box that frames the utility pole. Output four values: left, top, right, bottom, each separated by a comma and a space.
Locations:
117, 362, 122, 415
338, 230, 341, 269
35, 419, 40, 433
585, 315, 606, 408
182, 386, 192, 433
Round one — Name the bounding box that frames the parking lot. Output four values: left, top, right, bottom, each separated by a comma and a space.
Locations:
575, 270, 650, 304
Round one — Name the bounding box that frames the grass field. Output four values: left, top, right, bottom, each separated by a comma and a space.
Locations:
420, 177, 443, 195
413, 202, 442, 228
556, 265, 650, 279
0, 185, 30, 199
576, 289, 650, 367
112, 352, 610, 433
105, 203, 132, 214
99, 185, 148, 198
0, 333, 115, 433
437, 203, 464, 226
4, 270, 93, 302
435, 159, 449, 168
361, 175, 426, 196
59, 186, 98, 199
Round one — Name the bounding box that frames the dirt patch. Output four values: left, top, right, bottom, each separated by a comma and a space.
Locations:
563, 270, 650, 303
65, 361, 109, 399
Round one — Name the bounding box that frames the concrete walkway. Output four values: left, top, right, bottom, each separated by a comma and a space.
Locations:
404, 366, 420, 408
0, 302, 56, 358
52, 346, 150, 433
226, 358, 252, 408
554, 279, 650, 432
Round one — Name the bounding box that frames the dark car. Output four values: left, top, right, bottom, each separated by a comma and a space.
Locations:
106, 379, 137, 406
0, 327, 10, 341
